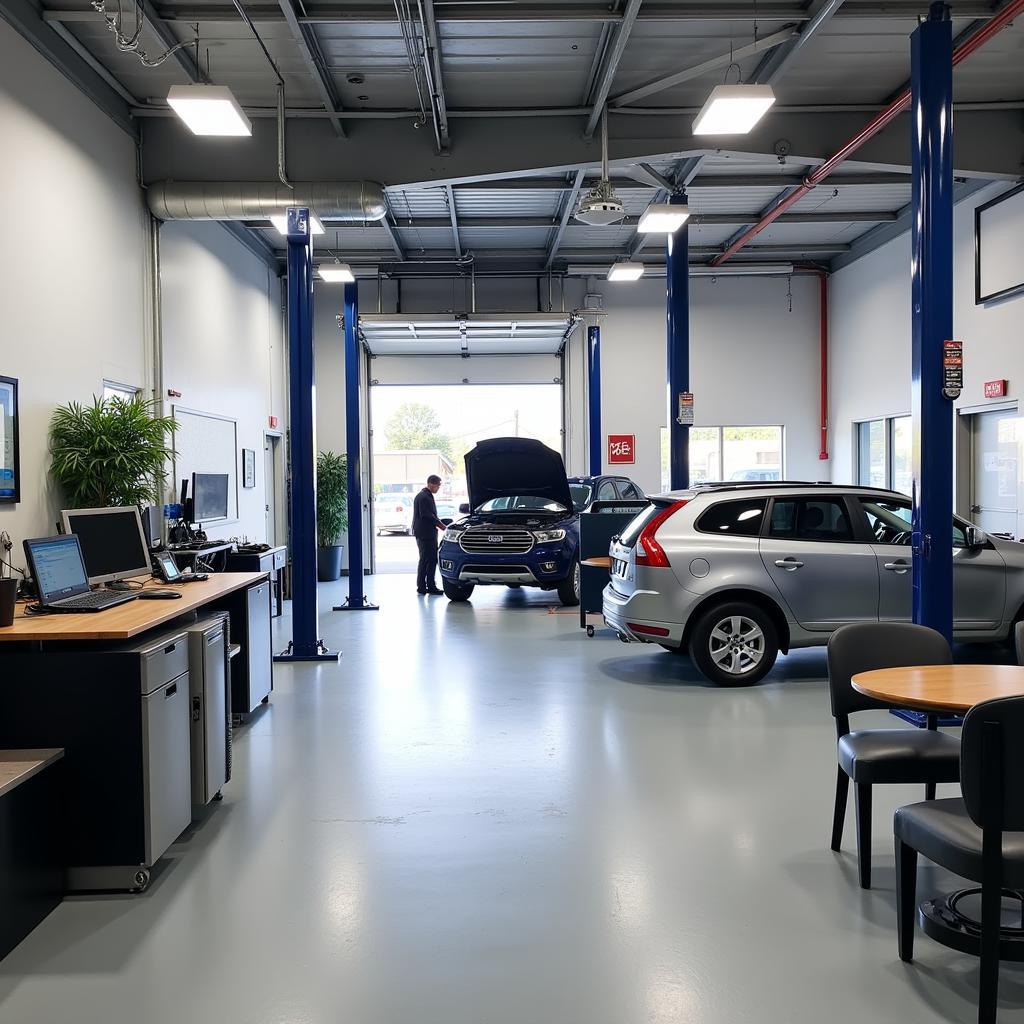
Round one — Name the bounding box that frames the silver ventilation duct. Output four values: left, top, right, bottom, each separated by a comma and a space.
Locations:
146, 181, 388, 222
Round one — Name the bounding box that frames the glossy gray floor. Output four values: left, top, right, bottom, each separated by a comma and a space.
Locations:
1, 574, 1021, 1024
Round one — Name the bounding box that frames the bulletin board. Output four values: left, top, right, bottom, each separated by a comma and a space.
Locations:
976, 183, 1024, 304
0, 376, 19, 504
172, 406, 239, 522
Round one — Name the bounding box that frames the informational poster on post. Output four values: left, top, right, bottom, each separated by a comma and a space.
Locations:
677, 392, 695, 426
942, 340, 963, 399
0, 376, 18, 503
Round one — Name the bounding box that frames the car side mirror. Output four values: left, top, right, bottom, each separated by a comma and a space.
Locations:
459, 503, 470, 514
440, 517, 453, 527
966, 525, 985, 549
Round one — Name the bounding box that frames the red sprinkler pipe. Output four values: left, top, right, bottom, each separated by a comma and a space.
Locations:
713, 0, 1024, 266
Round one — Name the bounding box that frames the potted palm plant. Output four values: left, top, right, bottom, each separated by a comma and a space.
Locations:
317, 450, 348, 582
50, 395, 176, 508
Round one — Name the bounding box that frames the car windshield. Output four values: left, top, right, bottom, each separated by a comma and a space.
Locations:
569, 483, 592, 508
476, 495, 567, 513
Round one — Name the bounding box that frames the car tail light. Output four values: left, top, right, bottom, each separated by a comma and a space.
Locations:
635, 500, 688, 568
628, 622, 670, 637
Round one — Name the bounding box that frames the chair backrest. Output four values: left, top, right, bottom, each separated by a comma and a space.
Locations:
961, 695, 1024, 833
826, 622, 952, 721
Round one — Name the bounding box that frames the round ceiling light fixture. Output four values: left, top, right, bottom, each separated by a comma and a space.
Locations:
573, 105, 624, 226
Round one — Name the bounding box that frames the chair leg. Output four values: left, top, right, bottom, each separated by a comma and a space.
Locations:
895, 837, 918, 963
855, 783, 872, 889
925, 781, 936, 801
831, 766, 849, 852
978, 877, 1001, 1024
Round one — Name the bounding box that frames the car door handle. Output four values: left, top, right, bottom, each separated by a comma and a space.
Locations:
884, 561, 910, 574
774, 558, 804, 571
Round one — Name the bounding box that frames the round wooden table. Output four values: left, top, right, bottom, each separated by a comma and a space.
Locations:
852, 663, 1024, 714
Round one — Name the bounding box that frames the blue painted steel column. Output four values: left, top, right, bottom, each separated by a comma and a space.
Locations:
666, 192, 690, 491
275, 208, 337, 661
910, 3, 954, 643
587, 325, 602, 475
334, 280, 378, 610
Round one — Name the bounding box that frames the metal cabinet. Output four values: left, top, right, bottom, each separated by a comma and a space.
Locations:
211, 579, 273, 717
187, 615, 230, 807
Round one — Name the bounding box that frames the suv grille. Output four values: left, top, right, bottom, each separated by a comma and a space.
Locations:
459, 529, 535, 554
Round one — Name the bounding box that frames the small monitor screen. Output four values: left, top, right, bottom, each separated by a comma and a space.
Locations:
64, 507, 151, 584
193, 473, 229, 521
27, 536, 89, 600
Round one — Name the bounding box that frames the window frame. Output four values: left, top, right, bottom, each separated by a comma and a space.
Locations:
694, 497, 769, 538
765, 495, 867, 545
683, 424, 785, 483
854, 414, 912, 493
102, 379, 141, 402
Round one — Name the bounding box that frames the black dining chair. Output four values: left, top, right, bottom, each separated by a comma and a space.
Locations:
895, 694, 1024, 1024
827, 622, 960, 889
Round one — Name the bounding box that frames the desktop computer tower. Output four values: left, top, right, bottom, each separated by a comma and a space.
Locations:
140, 505, 163, 549
186, 614, 231, 808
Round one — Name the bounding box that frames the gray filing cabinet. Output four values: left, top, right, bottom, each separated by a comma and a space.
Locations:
136, 631, 193, 872
212, 579, 273, 717
186, 615, 231, 808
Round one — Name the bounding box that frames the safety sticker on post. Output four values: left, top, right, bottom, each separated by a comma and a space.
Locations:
677, 392, 694, 426
942, 340, 963, 400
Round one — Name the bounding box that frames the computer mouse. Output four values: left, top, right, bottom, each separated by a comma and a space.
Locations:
139, 590, 183, 600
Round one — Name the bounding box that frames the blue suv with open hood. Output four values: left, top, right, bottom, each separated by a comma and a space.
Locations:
438, 438, 581, 605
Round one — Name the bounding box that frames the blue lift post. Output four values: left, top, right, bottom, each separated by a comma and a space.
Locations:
666, 191, 691, 491
587, 325, 602, 475
910, 3, 954, 645
275, 208, 338, 661
334, 280, 378, 611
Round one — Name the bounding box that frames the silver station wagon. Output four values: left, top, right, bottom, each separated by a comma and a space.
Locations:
603, 483, 1024, 686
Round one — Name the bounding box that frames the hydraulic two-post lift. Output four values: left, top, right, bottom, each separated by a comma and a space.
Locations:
667, 192, 691, 491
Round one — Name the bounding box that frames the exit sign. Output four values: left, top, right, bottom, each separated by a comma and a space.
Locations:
608, 434, 635, 465
984, 379, 1008, 399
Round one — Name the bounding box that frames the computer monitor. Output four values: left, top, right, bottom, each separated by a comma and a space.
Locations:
23, 535, 91, 604
61, 506, 152, 586
193, 472, 229, 522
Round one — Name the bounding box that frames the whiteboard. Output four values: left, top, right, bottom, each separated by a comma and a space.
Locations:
172, 406, 238, 522
977, 184, 1024, 304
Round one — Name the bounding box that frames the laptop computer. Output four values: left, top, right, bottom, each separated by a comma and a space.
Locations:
23, 535, 138, 613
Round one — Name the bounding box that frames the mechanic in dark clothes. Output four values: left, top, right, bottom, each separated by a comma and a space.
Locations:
413, 474, 445, 595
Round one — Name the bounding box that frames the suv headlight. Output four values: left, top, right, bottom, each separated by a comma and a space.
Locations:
443, 528, 463, 543
533, 528, 566, 543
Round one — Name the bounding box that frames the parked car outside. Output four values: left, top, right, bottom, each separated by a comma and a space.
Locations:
603, 482, 1024, 686
374, 493, 414, 535
438, 439, 645, 606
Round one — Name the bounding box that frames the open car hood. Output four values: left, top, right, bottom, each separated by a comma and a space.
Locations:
464, 437, 574, 512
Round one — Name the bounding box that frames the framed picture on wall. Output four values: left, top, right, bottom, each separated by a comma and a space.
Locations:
0, 376, 20, 504
976, 182, 1024, 304
242, 447, 256, 489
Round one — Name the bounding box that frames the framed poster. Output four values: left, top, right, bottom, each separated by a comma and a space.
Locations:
976, 182, 1024, 304
0, 376, 19, 504
242, 447, 256, 489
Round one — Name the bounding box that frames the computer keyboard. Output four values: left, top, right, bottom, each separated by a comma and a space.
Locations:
56, 590, 135, 610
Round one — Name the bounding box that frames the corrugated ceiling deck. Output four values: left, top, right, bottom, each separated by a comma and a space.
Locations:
359, 313, 579, 355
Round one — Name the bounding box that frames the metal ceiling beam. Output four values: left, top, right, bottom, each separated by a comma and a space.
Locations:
611, 27, 798, 107
418, 0, 451, 151
753, 0, 845, 85
445, 183, 461, 256
378, 203, 407, 260
138, 0, 203, 81
0, 0, 136, 134
544, 169, 588, 270
95, 3, 1001, 23
275, 0, 346, 136
221, 221, 280, 269
628, 154, 703, 257
583, 0, 643, 138
626, 162, 676, 191
437, 172, 913, 191
47, 20, 139, 104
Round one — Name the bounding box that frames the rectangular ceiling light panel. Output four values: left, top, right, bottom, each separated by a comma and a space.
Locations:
692, 84, 776, 136
167, 84, 252, 136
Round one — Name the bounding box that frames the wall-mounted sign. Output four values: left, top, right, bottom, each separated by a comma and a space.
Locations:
0, 376, 19, 504
677, 392, 695, 426
984, 379, 1008, 399
608, 434, 635, 465
942, 340, 963, 400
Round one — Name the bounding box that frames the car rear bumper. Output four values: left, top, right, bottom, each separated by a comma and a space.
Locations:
602, 583, 684, 646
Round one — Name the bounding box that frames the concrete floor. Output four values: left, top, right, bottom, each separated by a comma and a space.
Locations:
1, 573, 1022, 1024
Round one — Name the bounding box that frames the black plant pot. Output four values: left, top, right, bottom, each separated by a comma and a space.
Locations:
317, 544, 344, 582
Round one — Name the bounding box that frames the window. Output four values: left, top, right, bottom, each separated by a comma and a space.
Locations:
696, 498, 767, 537
661, 425, 784, 490
856, 416, 912, 494
861, 496, 971, 549
597, 480, 618, 501
102, 380, 140, 401
619, 481, 642, 500
769, 498, 854, 542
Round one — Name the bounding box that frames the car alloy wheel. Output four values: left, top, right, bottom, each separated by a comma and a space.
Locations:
707, 614, 765, 677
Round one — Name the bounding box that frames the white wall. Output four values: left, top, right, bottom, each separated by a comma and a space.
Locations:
0, 20, 149, 552
159, 222, 286, 542
830, 181, 1024, 485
